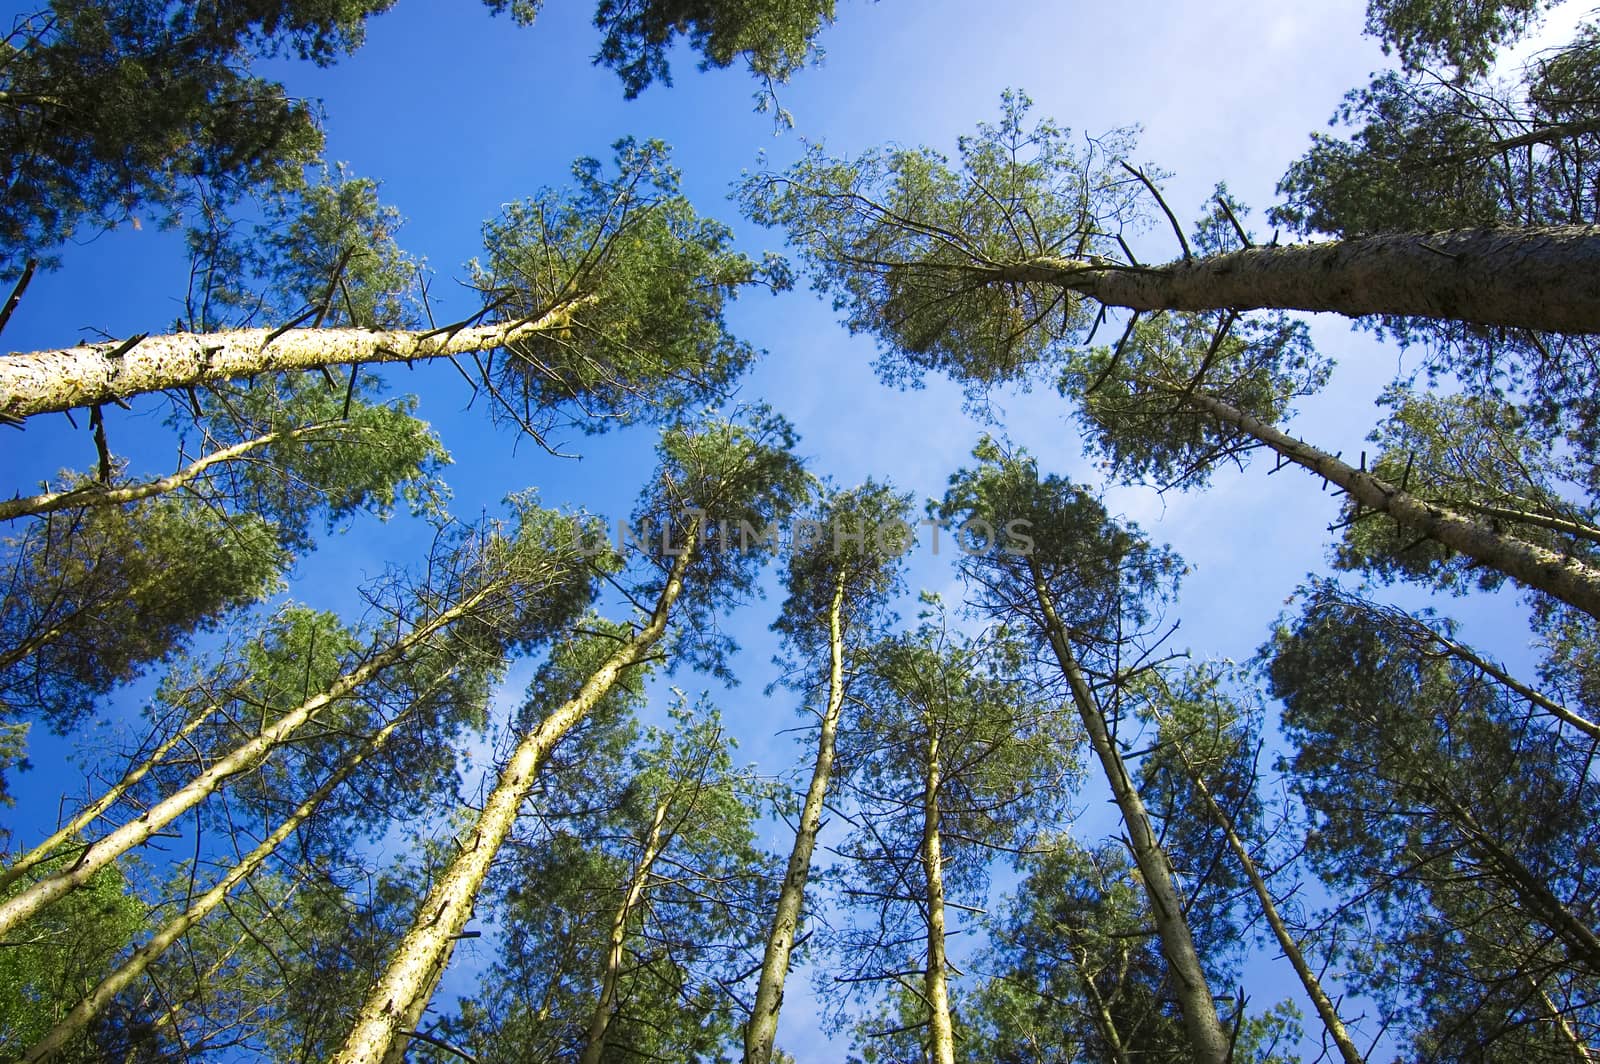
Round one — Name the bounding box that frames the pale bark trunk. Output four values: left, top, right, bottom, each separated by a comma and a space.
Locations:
996, 226, 1600, 334
0, 420, 345, 522
0, 703, 210, 891
578, 798, 671, 1064
745, 575, 849, 1064
921, 727, 955, 1064
1532, 978, 1596, 1063
1027, 561, 1232, 1064
1169, 385, 1600, 620
0, 582, 497, 940
21, 702, 412, 1061
1069, 942, 1133, 1064
0, 294, 594, 421
1178, 753, 1365, 1064
331, 529, 698, 1064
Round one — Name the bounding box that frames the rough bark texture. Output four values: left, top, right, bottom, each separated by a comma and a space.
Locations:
579, 798, 670, 1064
997, 227, 1600, 333
0, 584, 495, 940
1173, 386, 1600, 620
1028, 561, 1232, 1064
0, 296, 592, 421
744, 576, 848, 1064
921, 727, 956, 1064
22, 707, 408, 1062
332, 532, 697, 1064
1181, 755, 1364, 1064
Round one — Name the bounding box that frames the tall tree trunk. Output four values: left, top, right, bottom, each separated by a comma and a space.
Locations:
1176, 749, 1365, 1064
21, 691, 419, 1062
1067, 938, 1133, 1064
745, 574, 849, 1064
0, 581, 499, 939
0, 294, 595, 421
0, 420, 347, 522
1532, 977, 1596, 1063
1026, 560, 1232, 1064
1163, 383, 1600, 620
995, 226, 1600, 334
578, 797, 671, 1064
0, 703, 209, 891
331, 527, 699, 1064
921, 726, 956, 1064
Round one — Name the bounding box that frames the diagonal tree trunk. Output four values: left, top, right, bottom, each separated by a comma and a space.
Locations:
578, 797, 671, 1064
0, 294, 594, 421
1159, 381, 1600, 620
331, 526, 699, 1064
991, 226, 1600, 334
921, 724, 956, 1064
0, 581, 501, 940
1026, 559, 1232, 1064
745, 573, 848, 1064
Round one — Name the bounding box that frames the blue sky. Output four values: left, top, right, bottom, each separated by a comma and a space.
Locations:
0, 0, 1580, 1058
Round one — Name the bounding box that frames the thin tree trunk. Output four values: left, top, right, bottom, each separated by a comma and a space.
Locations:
0, 258, 36, 339
0, 581, 499, 940
0, 293, 596, 421
1067, 940, 1133, 1064
1448, 498, 1600, 547
994, 226, 1600, 334
1166, 383, 1600, 620
1026, 560, 1232, 1064
578, 798, 671, 1064
0, 420, 346, 522
745, 574, 849, 1064
1177, 751, 1365, 1064
921, 726, 955, 1064
0, 703, 210, 891
331, 527, 699, 1064
1531, 977, 1596, 1063
21, 695, 417, 1061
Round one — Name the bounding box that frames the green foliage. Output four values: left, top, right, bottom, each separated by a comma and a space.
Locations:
0, 853, 143, 1061
1363, 0, 1550, 78
742, 91, 1141, 396
472, 139, 787, 441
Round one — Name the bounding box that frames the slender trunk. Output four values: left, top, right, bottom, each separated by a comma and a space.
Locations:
1178, 753, 1365, 1064
0, 293, 597, 421
1068, 940, 1133, 1064
0, 704, 210, 891
332, 528, 698, 1064
995, 226, 1600, 334
1026, 561, 1232, 1064
1448, 498, 1600, 547
22, 699, 415, 1061
1168, 384, 1600, 620
578, 798, 671, 1064
0, 258, 36, 339
921, 726, 955, 1064
0, 582, 498, 940
0, 420, 347, 521
745, 575, 849, 1064
1531, 977, 1596, 1063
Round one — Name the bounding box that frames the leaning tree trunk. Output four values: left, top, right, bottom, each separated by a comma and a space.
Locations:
921, 725, 956, 1064
1027, 560, 1232, 1064
331, 528, 699, 1064
579, 798, 671, 1064
20, 684, 426, 1062
1176, 750, 1365, 1064
994, 226, 1600, 334
745, 574, 849, 1064
1162, 382, 1600, 620
0, 294, 595, 421
0, 581, 499, 940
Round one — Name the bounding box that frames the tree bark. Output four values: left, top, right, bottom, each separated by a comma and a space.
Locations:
331, 527, 699, 1064
993, 226, 1600, 334
1177, 750, 1365, 1064
1166, 383, 1600, 620
921, 726, 956, 1064
578, 797, 671, 1064
0, 581, 499, 940
745, 574, 849, 1064
0, 294, 594, 422
21, 694, 416, 1061
1027, 560, 1232, 1064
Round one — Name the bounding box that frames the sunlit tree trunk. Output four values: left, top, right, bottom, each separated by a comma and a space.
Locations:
746, 574, 848, 1064
921, 725, 955, 1064
1027, 559, 1232, 1064
332, 528, 698, 1064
